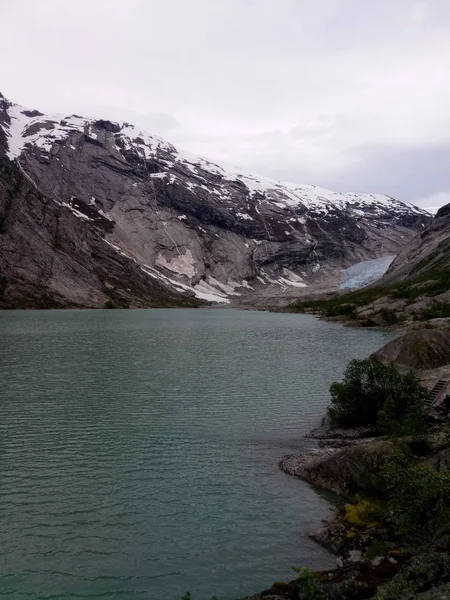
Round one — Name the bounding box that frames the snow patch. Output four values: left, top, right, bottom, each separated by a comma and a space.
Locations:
98, 209, 114, 221
207, 276, 241, 296
193, 280, 230, 304
61, 202, 93, 221
103, 239, 135, 261
236, 212, 254, 221
277, 269, 307, 288
2, 97, 428, 225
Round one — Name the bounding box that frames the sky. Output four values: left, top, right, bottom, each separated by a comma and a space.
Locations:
2, 0, 450, 212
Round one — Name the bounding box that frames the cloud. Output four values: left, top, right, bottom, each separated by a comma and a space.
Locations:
417, 192, 450, 214
2, 0, 450, 209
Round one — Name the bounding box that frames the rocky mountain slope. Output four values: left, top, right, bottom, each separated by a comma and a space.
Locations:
288, 204, 450, 327
383, 202, 450, 282
0, 93, 431, 308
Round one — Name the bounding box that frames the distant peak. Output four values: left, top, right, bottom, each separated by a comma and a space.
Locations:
436, 203, 450, 219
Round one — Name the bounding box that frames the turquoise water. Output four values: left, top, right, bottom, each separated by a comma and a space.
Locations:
0, 309, 396, 600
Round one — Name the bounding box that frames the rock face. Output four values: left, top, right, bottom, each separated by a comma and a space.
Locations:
0, 94, 431, 308
280, 439, 392, 498
0, 156, 200, 308
384, 203, 450, 282
372, 329, 450, 371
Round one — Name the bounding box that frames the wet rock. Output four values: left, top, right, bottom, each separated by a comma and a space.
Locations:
310, 518, 346, 554
280, 440, 392, 498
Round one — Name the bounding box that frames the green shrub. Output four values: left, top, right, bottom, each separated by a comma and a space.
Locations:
270, 581, 295, 597
377, 309, 403, 325
365, 539, 395, 561
378, 393, 428, 438
419, 302, 450, 320
381, 447, 450, 542
104, 297, 130, 309
327, 358, 428, 432
325, 303, 356, 317
292, 568, 322, 599
342, 499, 384, 528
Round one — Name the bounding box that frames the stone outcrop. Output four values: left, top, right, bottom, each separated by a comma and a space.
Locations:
383, 202, 450, 283
0, 156, 200, 308
280, 439, 392, 499
372, 329, 450, 371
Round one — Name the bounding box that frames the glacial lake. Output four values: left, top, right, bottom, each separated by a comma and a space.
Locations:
0, 309, 396, 600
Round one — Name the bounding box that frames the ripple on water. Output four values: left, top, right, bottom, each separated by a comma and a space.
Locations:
0, 309, 396, 600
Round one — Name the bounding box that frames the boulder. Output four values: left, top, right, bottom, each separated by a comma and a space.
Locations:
372, 329, 450, 371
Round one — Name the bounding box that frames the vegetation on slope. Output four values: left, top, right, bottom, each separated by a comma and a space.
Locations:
263, 359, 450, 600
286, 268, 450, 326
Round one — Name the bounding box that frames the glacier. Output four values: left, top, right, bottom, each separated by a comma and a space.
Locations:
340, 255, 396, 290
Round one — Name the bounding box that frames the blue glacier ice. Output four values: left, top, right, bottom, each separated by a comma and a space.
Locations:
340, 255, 396, 290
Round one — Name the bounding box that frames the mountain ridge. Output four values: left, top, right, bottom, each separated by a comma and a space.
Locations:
0, 94, 431, 308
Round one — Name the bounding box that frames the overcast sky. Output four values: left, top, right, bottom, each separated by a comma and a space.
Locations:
2, 0, 450, 211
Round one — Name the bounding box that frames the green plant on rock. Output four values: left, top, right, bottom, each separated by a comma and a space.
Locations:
381, 446, 450, 543
270, 580, 296, 596
292, 567, 323, 599
342, 498, 384, 529
375, 552, 450, 600
378, 309, 401, 325
287, 268, 450, 324
364, 538, 395, 561
378, 393, 428, 438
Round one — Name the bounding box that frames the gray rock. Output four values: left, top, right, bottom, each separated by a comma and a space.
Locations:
383, 202, 450, 284
348, 550, 363, 563
372, 329, 450, 371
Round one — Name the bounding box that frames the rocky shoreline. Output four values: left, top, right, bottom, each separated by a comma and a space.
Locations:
244, 426, 399, 599
244, 412, 450, 599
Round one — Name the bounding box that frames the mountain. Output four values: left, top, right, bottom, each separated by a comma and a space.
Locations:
382, 202, 450, 282
0, 93, 431, 308
288, 204, 450, 327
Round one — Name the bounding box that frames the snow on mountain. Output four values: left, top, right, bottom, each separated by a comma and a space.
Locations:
0, 94, 432, 308
3, 99, 425, 219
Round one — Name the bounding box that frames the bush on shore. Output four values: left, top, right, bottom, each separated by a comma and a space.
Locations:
381, 446, 450, 543
327, 358, 428, 435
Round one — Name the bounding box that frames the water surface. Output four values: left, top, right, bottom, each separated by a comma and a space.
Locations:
0, 309, 396, 599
